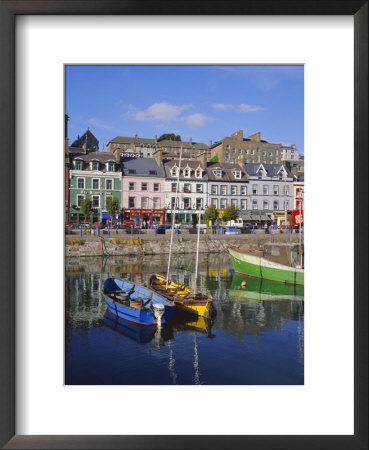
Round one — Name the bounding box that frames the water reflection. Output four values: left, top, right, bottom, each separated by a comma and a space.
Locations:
66, 254, 304, 385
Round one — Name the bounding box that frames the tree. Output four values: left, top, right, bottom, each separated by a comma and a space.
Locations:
222, 205, 239, 222
158, 133, 181, 142
204, 206, 218, 223
210, 154, 219, 162
106, 197, 120, 225
80, 196, 92, 224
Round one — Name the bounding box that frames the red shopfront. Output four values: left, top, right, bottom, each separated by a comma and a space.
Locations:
121, 208, 165, 227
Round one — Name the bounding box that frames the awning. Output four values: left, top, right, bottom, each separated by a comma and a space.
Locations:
101, 212, 110, 219
239, 213, 252, 221
250, 214, 271, 221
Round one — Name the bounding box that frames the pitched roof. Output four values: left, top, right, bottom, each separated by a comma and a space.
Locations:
206, 162, 248, 182
108, 136, 208, 150
163, 159, 208, 180
120, 157, 165, 178
245, 163, 293, 178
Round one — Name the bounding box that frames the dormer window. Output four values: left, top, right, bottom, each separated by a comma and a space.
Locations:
91, 161, 99, 171
107, 162, 115, 172
213, 169, 222, 178
195, 169, 202, 178
171, 167, 178, 177
233, 170, 241, 179
74, 160, 82, 170
184, 168, 191, 178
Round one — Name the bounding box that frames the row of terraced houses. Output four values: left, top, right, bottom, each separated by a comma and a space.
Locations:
65, 126, 304, 227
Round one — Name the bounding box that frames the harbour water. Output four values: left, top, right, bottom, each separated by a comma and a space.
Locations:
65, 253, 304, 385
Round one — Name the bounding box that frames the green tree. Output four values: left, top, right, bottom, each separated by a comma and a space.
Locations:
204, 206, 218, 223
106, 196, 120, 225
80, 196, 92, 224
158, 133, 181, 142
210, 154, 219, 162
222, 205, 239, 222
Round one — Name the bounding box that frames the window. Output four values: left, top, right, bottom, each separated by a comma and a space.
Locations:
252, 199, 258, 210
196, 198, 202, 209
91, 161, 99, 171
153, 183, 160, 192
184, 168, 191, 178
129, 182, 135, 191
128, 169, 136, 174
92, 196, 100, 208
279, 172, 284, 180
284, 186, 289, 196
221, 185, 227, 195
196, 169, 202, 178
241, 186, 247, 195
291, 155, 294, 160
232, 148, 236, 154
225, 153, 230, 161
231, 185, 237, 195
196, 184, 203, 193
263, 185, 269, 195
238, 148, 242, 154
257, 171, 262, 179
92, 179, 100, 190
233, 170, 241, 179
275, 158, 279, 164
273, 200, 279, 210
252, 184, 258, 195
275, 150, 279, 155
184, 197, 191, 209
153, 198, 160, 209
141, 183, 148, 191
226, 144, 230, 149
251, 150, 254, 155
77, 178, 84, 189
274, 185, 279, 195
149, 170, 157, 175
171, 197, 178, 208
269, 152, 273, 156
263, 200, 269, 210
262, 151, 266, 156
241, 199, 247, 210
171, 168, 177, 177
284, 200, 290, 209
245, 150, 249, 155
214, 169, 222, 178
141, 197, 148, 208
107, 162, 115, 172
77, 195, 84, 207
75, 160, 82, 170
211, 198, 218, 208
106, 179, 112, 190
171, 183, 177, 193
231, 199, 237, 207
128, 197, 135, 208
211, 185, 218, 195
220, 198, 227, 209
184, 183, 191, 193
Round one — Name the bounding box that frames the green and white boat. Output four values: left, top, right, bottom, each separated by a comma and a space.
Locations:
228, 243, 304, 286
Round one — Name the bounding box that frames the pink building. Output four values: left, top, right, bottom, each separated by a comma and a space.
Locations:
121, 157, 165, 227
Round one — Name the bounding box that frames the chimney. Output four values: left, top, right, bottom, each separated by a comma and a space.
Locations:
291, 144, 296, 149
152, 148, 163, 167
189, 137, 192, 145
65, 137, 69, 154
135, 134, 138, 139
82, 142, 87, 152
155, 134, 157, 142
248, 132, 261, 142
209, 140, 213, 147
231, 130, 243, 141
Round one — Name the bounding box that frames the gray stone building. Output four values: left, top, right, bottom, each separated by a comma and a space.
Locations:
107, 134, 211, 161
206, 162, 249, 211
210, 129, 284, 165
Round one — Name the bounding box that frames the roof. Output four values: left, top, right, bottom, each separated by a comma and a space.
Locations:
108, 136, 208, 150
163, 159, 208, 180
206, 162, 248, 182
245, 163, 293, 178
70, 152, 120, 173
120, 157, 165, 178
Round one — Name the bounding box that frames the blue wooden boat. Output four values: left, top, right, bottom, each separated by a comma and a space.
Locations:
102, 277, 175, 326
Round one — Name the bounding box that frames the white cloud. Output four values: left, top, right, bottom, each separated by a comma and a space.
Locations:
184, 113, 210, 127
237, 104, 265, 112
211, 103, 234, 110
127, 102, 192, 122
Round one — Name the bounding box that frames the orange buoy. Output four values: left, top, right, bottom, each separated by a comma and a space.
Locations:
241, 281, 247, 288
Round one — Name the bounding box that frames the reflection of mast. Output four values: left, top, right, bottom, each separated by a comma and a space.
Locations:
193, 332, 201, 385
194, 213, 201, 293
168, 340, 178, 384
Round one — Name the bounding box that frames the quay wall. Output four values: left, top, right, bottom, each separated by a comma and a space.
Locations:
65, 230, 302, 258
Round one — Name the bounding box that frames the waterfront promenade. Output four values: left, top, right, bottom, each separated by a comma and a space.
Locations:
65, 228, 302, 257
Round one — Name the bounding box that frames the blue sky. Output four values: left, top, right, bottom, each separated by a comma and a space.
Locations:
65, 65, 304, 154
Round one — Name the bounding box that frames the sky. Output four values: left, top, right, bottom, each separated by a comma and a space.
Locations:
65, 65, 304, 154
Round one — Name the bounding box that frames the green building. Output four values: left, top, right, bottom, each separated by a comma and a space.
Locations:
68, 152, 121, 224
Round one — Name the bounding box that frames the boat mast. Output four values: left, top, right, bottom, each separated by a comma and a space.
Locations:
166, 144, 183, 289
194, 212, 201, 293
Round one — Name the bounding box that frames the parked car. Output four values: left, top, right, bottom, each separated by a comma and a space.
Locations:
122, 220, 136, 227
92, 222, 107, 229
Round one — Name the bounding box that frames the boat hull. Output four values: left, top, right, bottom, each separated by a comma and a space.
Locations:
229, 248, 304, 286
149, 274, 215, 318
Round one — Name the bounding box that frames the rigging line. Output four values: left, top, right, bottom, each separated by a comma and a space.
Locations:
194, 212, 201, 294
166, 144, 183, 289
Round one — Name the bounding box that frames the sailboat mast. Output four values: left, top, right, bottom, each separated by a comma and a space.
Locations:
166, 144, 183, 289
194, 213, 201, 293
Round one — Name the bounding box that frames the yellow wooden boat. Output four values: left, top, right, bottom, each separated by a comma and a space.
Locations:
148, 273, 215, 318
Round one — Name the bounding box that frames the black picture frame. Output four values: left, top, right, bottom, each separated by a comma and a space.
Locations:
1, 1, 367, 449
